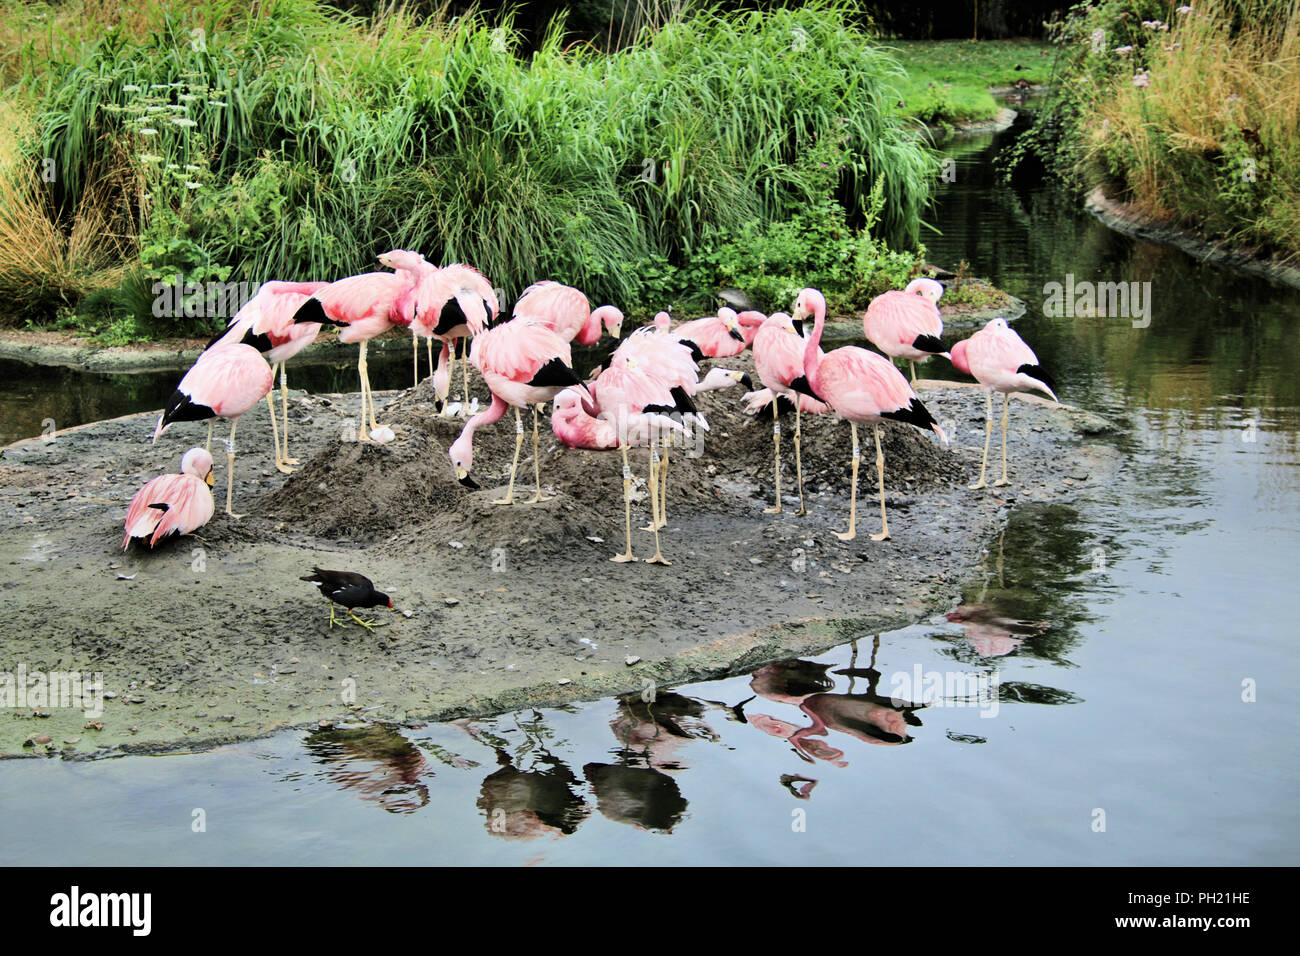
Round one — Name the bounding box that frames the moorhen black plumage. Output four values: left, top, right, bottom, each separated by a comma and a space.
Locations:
301, 567, 394, 629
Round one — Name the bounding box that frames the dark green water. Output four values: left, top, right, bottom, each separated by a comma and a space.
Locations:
1, 124, 1297, 865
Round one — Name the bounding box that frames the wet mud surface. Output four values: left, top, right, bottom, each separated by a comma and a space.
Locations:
0, 350, 1118, 757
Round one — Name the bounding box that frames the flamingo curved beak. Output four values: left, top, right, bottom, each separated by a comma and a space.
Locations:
456, 467, 479, 489
204, 471, 215, 488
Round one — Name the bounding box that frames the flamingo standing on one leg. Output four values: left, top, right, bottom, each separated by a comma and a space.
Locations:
796, 288, 946, 542
209, 280, 329, 472
863, 278, 949, 382
950, 318, 1058, 490
292, 271, 415, 440
122, 447, 215, 548
153, 343, 274, 518
750, 311, 829, 515
408, 263, 500, 415
552, 364, 692, 564
449, 318, 587, 503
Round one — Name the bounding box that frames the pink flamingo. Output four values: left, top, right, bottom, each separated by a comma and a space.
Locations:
750, 311, 830, 515
670, 307, 747, 359
611, 313, 750, 529
552, 361, 692, 564
449, 318, 586, 504
153, 343, 273, 517
122, 447, 215, 548
796, 288, 946, 541
293, 270, 415, 439
377, 249, 440, 389
513, 280, 623, 345
737, 309, 767, 347
950, 317, 1058, 490
210, 279, 328, 472
863, 277, 949, 382
406, 263, 500, 415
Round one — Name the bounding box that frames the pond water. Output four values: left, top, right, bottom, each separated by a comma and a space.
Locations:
2, 120, 1297, 866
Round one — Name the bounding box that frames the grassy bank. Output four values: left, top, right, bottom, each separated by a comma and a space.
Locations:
887, 39, 1051, 125
0, 0, 945, 343
1007, 0, 1299, 263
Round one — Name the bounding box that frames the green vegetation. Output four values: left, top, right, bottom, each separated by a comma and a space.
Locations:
1005, 0, 1299, 262
886, 39, 1051, 125
0, 0, 944, 341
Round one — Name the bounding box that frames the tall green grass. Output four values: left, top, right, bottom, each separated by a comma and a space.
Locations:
0, 0, 938, 334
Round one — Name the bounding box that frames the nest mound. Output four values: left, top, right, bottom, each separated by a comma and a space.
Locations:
259, 352, 963, 553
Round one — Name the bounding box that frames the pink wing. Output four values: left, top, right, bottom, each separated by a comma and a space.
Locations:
123, 474, 214, 547
472, 320, 572, 382
818, 346, 918, 420
441, 263, 499, 318
864, 290, 942, 348
968, 323, 1038, 377
753, 322, 806, 392
316, 272, 410, 327
673, 317, 745, 358
613, 332, 698, 389
513, 281, 590, 341
178, 344, 273, 419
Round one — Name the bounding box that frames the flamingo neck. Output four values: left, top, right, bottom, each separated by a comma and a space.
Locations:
804, 306, 826, 394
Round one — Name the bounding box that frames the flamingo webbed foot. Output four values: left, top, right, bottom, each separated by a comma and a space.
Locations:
610, 553, 639, 563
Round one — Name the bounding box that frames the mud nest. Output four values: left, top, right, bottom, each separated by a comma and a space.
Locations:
260, 351, 964, 553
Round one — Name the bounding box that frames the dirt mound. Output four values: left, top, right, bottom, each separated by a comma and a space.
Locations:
260, 352, 964, 554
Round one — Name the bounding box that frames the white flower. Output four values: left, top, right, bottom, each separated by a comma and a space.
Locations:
139, 127, 158, 136
170, 117, 198, 127
1115, 45, 1134, 55
209, 99, 228, 107
1132, 71, 1151, 88
139, 154, 163, 163
178, 94, 197, 102
122, 84, 141, 93
167, 104, 185, 112
166, 163, 179, 170
1176, 5, 1192, 14
184, 164, 200, 172
185, 181, 201, 190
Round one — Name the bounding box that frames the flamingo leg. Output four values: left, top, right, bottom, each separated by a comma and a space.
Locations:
265, 390, 291, 475
493, 406, 524, 505
224, 419, 244, 519
439, 343, 457, 417
909, 359, 917, 383
205, 420, 213, 453
412, 331, 420, 389
356, 342, 374, 442
460, 340, 471, 416
611, 445, 638, 563
870, 423, 891, 541
794, 401, 808, 515
764, 399, 782, 514
993, 393, 1011, 487
642, 439, 660, 531
658, 441, 669, 528
834, 422, 860, 542
427, 336, 435, 380
645, 443, 671, 565
279, 362, 298, 465
969, 391, 993, 490
525, 404, 549, 504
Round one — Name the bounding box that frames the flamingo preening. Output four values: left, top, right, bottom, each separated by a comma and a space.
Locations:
122, 447, 215, 548
376, 249, 439, 390
153, 343, 273, 518
552, 360, 693, 564
796, 288, 947, 542
863, 277, 949, 382
750, 311, 829, 515
208, 279, 328, 472
292, 271, 415, 439
407, 263, 500, 415
449, 318, 587, 503
950, 318, 1058, 490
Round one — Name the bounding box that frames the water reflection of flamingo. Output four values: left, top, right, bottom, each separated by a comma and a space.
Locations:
304, 724, 431, 814
458, 715, 591, 841
946, 604, 1048, 657
583, 691, 716, 834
